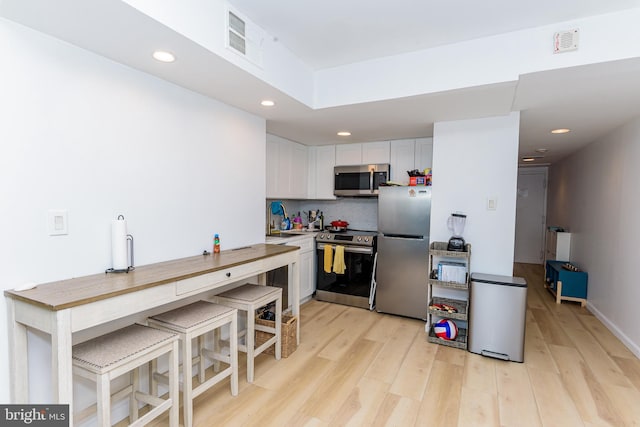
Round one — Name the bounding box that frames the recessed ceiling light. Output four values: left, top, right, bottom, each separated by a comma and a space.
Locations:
535, 148, 549, 153
152, 50, 176, 63
522, 157, 536, 162
551, 128, 570, 134
337, 131, 351, 136
261, 100, 275, 107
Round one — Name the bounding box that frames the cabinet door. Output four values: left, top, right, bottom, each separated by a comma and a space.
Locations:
290, 142, 308, 198
314, 145, 336, 199
414, 137, 433, 170
299, 250, 316, 301
335, 143, 362, 166
390, 139, 415, 184
266, 139, 280, 198
362, 141, 390, 164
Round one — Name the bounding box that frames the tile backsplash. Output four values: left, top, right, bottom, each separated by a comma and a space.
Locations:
267, 198, 378, 232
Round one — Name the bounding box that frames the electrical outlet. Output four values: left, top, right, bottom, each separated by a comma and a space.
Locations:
47, 210, 68, 235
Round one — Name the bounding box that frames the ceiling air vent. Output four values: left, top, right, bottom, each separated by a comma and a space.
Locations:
226, 8, 264, 67
228, 11, 246, 55
553, 29, 579, 54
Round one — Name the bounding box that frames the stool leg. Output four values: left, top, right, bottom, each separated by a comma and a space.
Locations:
183, 333, 194, 427
198, 335, 206, 384
168, 340, 180, 427
230, 315, 238, 396
130, 367, 139, 423
150, 358, 158, 396
246, 308, 255, 383
275, 297, 282, 360
212, 328, 221, 372
96, 374, 110, 427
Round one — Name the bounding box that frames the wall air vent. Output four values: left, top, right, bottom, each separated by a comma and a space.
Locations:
228, 11, 246, 55
226, 8, 264, 67
553, 29, 579, 54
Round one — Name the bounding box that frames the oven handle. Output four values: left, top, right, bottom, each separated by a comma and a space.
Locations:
316, 243, 374, 255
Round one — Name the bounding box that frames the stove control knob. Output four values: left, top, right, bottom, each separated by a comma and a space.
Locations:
364, 237, 370, 243
319, 234, 324, 239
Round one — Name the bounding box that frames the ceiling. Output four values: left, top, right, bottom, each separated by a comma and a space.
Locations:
3, 0, 640, 166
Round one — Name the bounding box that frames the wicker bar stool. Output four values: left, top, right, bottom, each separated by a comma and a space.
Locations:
147, 301, 238, 427
211, 284, 282, 383
72, 324, 179, 427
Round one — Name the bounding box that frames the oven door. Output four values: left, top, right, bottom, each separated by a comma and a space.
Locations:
315, 243, 375, 309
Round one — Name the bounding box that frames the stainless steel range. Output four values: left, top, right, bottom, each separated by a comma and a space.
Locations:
315, 230, 377, 309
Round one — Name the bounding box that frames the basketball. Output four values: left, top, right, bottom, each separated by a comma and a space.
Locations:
434, 319, 458, 340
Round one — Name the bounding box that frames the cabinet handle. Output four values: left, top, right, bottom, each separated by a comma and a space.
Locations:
226, 272, 231, 277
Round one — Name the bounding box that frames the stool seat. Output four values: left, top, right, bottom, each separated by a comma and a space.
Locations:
149, 300, 236, 332
212, 284, 282, 383
216, 284, 282, 303
73, 324, 177, 374
73, 324, 179, 427
148, 301, 238, 427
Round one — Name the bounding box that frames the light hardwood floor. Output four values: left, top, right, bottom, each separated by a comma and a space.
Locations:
147, 263, 640, 426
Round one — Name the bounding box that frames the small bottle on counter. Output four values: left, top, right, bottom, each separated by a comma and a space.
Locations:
319, 211, 324, 230
213, 234, 221, 253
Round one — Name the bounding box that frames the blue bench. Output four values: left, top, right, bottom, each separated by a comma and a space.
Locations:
544, 260, 588, 307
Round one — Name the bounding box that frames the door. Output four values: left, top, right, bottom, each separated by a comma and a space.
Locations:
376, 235, 429, 319
515, 168, 547, 264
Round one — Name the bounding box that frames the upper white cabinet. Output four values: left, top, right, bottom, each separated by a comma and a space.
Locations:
266, 134, 308, 199
390, 139, 416, 184
335, 141, 390, 166
335, 144, 362, 165
389, 138, 433, 184
363, 141, 390, 164
414, 137, 433, 171
308, 145, 336, 200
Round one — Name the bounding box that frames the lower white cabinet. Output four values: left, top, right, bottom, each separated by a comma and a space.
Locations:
282, 235, 316, 303
545, 230, 571, 262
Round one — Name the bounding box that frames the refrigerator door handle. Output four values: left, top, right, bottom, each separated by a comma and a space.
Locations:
379, 233, 425, 240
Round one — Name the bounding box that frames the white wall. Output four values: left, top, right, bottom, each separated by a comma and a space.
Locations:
547, 117, 640, 357
431, 113, 520, 276
0, 18, 266, 403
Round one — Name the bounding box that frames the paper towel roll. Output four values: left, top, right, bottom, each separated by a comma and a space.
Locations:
111, 217, 129, 270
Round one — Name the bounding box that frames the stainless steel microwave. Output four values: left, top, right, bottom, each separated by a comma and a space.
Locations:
334, 164, 390, 197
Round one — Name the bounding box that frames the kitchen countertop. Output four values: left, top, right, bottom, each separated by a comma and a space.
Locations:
265, 230, 318, 245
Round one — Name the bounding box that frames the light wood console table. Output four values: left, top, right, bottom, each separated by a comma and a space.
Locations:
5, 243, 300, 424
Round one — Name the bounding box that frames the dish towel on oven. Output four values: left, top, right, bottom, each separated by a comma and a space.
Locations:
324, 244, 333, 273
333, 245, 346, 274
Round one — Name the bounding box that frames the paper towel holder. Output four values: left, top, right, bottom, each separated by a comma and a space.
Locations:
105, 215, 135, 274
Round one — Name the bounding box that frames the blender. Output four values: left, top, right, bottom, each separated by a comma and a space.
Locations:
447, 212, 467, 251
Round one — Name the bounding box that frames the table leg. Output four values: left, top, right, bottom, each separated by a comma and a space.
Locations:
51, 310, 74, 422
7, 299, 29, 403
289, 255, 300, 345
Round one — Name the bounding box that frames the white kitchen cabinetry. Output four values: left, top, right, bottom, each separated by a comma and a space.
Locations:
390, 139, 416, 184
335, 141, 390, 165
335, 144, 363, 166
266, 134, 308, 199
545, 230, 571, 262
414, 137, 433, 171
307, 145, 336, 199
270, 234, 316, 303
362, 141, 390, 164
390, 138, 433, 184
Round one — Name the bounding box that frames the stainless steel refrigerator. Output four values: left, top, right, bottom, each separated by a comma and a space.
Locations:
376, 186, 431, 319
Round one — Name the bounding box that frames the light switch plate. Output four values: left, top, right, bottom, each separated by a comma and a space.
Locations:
487, 197, 497, 211
47, 210, 68, 235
